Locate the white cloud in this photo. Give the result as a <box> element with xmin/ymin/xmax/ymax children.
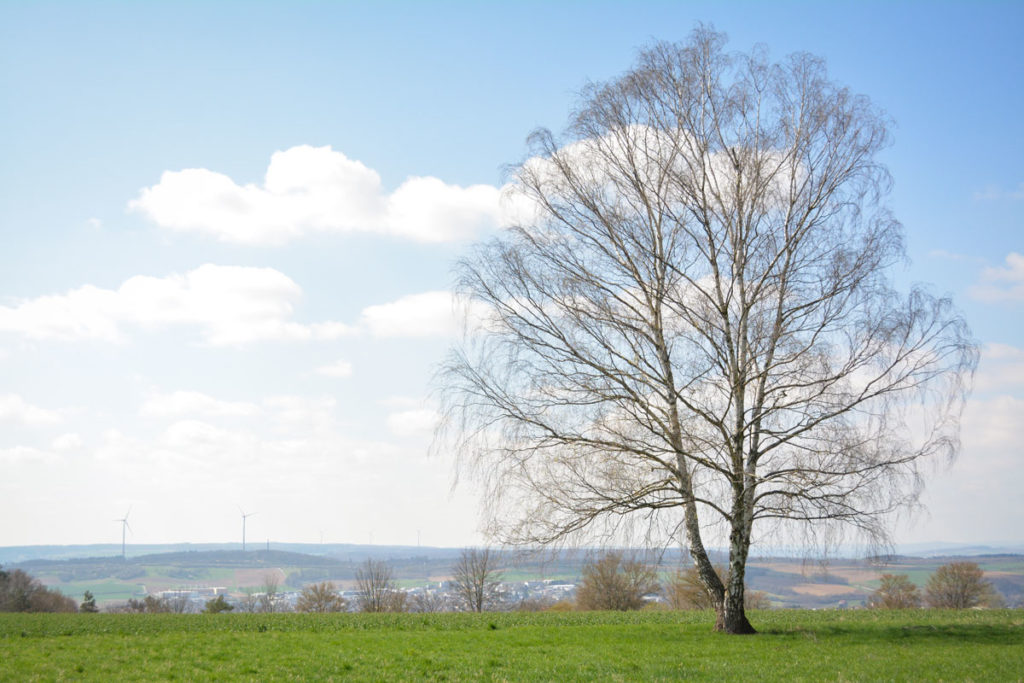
<box><xmin>973</xmin><ymin>182</ymin><xmax>1024</xmax><ymax>201</ymax></box>
<box><xmin>140</xmin><ymin>391</ymin><xmax>260</xmax><ymax>418</ymax></box>
<box><xmin>973</xmin><ymin>343</ymin><xmax>1024</xmax><ymax>394</ymax></box>
<box><xmin>360</xmin><ymin>291</ymin><xmax>457</xmax><ymax>337</ymax></box>
<box><xmin>91</xmin><ymin>410</ymin><xmax>405</xmax><ymax>479</ymax></box>
<box><xmin>960</xmin><ymin>394</ymin><xmax>1022</xmax><ymax>460</ymax></box>
<box><xmin>927</xmin><ymin>249</ymin><xmax>985</xmax><ymax>265</ymax></box>
<box><xmin>160</xmin><ymin>419</ymin><xmax>256</xmax><ymax>463</ymax></box>
<box><xmin>136</xmin><ymin>390</ymin><xmax>339</xmax><ymax>438</ymax></box>
<box><xmin>0</xmin><ymin>445</ymin><xmax>56</xmax><ymax>465</ymax></box>
<box><xmin>316</xmin><ymin>359</ymin><xmax>353</xmax><ymax>378</ymax></box>
<box><xmin>982</xmin><ymin>342</ymin><xmax>1024</xmax><ymax>361</ymax></box>
<box><xmin>359</xmin><ymin>290</ymin><xmax>493</xmax><ymax>338</ymax></box>
<box><xmin>970</xmin><ymin>252</ymin><xmax>1024</xmax><ymax>302</ymax></box>
<box><xmin>0</xmin><ymin>271</ymin><xmax>492</xmax><ymax>346</ymax></box>
<box><xmin>262</xmin><ymin>395</ymin><xmax>338</xmax><ymax>435</ymax></box>
<box><xmin>378</xmin><ymin>395</ymin><xmax>424</xmax><ymax>410</ymax></box>
<box><xmin>129</xmin><ymin>145</ymin><xmax>509</xmax><ymax>246</ymax></box>
<box><xmin>0</xmin><ymin>394</ymin><xmax>61</xmax><ymax>425</ymax></box>
<box><xmin>0</xmin><ymin>264</ymin><xmax>353</xmax><ymax>345</ymax></box>
<box><xmin>51</xmin><ymin>433</ymin><xmax>84</xmax><ymax>451</ymax></box>
<box><xmin>387</xmin><ymin>408</ymin><xmax>440</xmax><ymax>438</ymax></box>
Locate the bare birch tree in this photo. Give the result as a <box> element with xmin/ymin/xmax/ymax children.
<box><xmin>437</xmin><ymin>27</ymin><xmax>976</xmax><ymax>634</ymax></box>
<box><xmin>355</xmin><ymin>559</ymin><xmax>406</xmax><ymax>613</ymax></box>
<box><xmin>452</xmin><ymin>547</ymin><xmax>503</xmax><ymax>612</ymax></box>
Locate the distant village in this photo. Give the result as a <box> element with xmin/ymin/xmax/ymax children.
<box><xmin>153</xmin><ymin>578</ymin><xmax>581</xmax><ymax>614</ymax></box>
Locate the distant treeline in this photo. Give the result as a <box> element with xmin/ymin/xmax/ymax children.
<box><xmin>0</xmin><ymin>566</ymin><xmax>77</xmax><ymax>613</ymax></box>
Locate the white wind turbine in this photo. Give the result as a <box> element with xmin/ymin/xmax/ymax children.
<box><xmin>240</xmin><ymin>508</ymin><xmax>256</xmax><ymax>552</ymax></box>
<box><xmin>114</xmin><ymin>508</ymin><xmax>131</xmax><ymax>560</ymax></box>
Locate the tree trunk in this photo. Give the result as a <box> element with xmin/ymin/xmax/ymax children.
<box><xmin>713</xmin><ymin>564</ymin><xmax>757</xmax><ymax>634</ymax></box>
<box><xmin>714</xmin><ymin>596</ymin><xmax>757</xmax><ymax>634</ymax></box>
<box><xmin>713</xmin><ymin>505</ymin><xmax>757</xmax><ymax>634</ymax></box>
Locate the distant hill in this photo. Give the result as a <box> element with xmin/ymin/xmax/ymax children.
<box><xmin>13</xmin><ymin>548</ymin><xmax>345</xmax><ymax>570</ymax></box>
<box><xmin>0</xmin><ymin>542</ymin><xmax>465</xmax><ymax>565</ymax></box>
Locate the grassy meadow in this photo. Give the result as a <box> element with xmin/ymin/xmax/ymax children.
<box><xmin>2</xmin><ymin>609</ymin><xmax>1022</xmax><ymax>681</ymax></box>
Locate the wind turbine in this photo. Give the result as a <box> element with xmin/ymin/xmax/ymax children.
<box><xmin>114</xmin><ymin>508</ymin><xmax>131</xmax><ymax>560</ymax></box>
<box><xmin>239</xmin><ymin>508</ymin><xmax>256</xmax><ymax>552</ymax></box>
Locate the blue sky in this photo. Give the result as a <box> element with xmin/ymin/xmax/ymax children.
<box><xmin>1</xmin><ymin>1</ymin><xmax>1021</xmax><ymax>550</ymax></box>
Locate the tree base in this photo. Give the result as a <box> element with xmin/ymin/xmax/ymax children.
<box><xmin>714</xmin><ymin>611</ymin><xmax>757</xmax><ymax>635</ymax></box>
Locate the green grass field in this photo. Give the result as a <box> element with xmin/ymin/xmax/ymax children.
<box><xmin>2</xmin><ymin>610</ymin><xmax>1022</xmax><ymax>681</ymax></box>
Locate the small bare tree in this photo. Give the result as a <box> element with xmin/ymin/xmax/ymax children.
<box><xmin>156</xmin><ymin>592</ymin><xmax>193</xmax><ymax>614</ymax></box>
<box><xmin>925</xmin><ymin>562</ymin><xmax>1000</xmax><ymax>608</ymax></box>
<box><xmin>867</xmin><ymin>574</ymin><xmax>922</xmax><ymax>609</ymax></box>
<box><xmin>665</xmin><ymin>565</ymin><xmax>768</xmax><ymax>610</ymax></box>
<box><xmin>237</xmin><ymin>588</ymin><xmax>259</xmax><ymax>613</ymax></box>
<box><xmin>257</xmin><ymin>573</ymin><xmax>282</xmax><ymax>613</ymax></box>
<box><xmin>295</xmin><ymin>581</ymin><xmax>347</xmax><ymax>613</ymax></box>
<box><xmin>576</xmin><ymin>552</ymin><xmax>658</xmax><ymax>611</ymax></box>
<box><xmin>409</xmin><ymin>589</ymin><xmax>449</xmax><ymax>613</ymax></box>
<box><xmin>355</xmin><ymin>559</ymin><xmax>406</xmax><ymax>613</ymax></box>
<box><xmin>438</xmin><ymin>26</ymin><xmax>976</xmax><ymax>634</ymax></box>
<box><xmin>514</xmin><ymin>596</ymin><xmax>557</xmax><ymax>612</ymax></box>
<box><xmin>452</xmin><ymin>548</ymin><xmax>503</xmax><ymax>612</ymax></box>
<box><xmin>665</xmin><ymin>566</ymin><xmax>716</xmax><ymax>610</ymax></box>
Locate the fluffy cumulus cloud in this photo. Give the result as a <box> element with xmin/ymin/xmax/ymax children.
<box><xmin>97</xmin><ymin>393</ymin><xmax>342</xmax><ymax>470</ymax></box>
<box><xmin>263</xmin><ymin>395</ymin><xmax>338</xmax><ymax>434</ymax></box>
<box><xmin>961</xmin><ymin>394</ymin><xmax>1022</xmax><ymax>454</ymax></box>
<box><xmin>51</xmin><ymin>433</ymin><xmax>84</xmax><ymax>451</ymax></box>
<box><xmin>0</xmin><ymin>394</ymin><xmax>61</xmax><ymax>425</ymax></box>
<box><xmin>359</xmin><ymin>290</ymin><xmax>493</xmax><ymax>338</ymax></box>
<box><xmin>0</xmin><ymin>264</ymin><xmax>353</xmax><ymax>345</ymax></box>
<box><xmin>129</xmin><ymin>145</ymin><xmax>510</xmax><ymax>245</ymax></box>
<box><xmin>386</xmin><ymin>408</ymin><xmax>440</xmax><ymax>438</ymax></box>
<box><xmin>973</xmin><ymin>343</ymin><xmax>1024</xmax><ymax>394</ymax></box>
<box><xmin>316</xmin><ymin>359</ymin><xmax>353</xmax><ymax>378</ymax></box>
<box><xmin>970</xmin><ymin>252</ymin><xmax>1024</xmax><ymax>302</ymax></box>
<box><xmin>359</xmin><ymin>291</ymin><xmax>459</xmax><ymax>337</ymax></box>
<box><xmin>136</xmin><ymin>390</ymin><xmax>340</xmax><ymax>435</ymax></box>
<box><xmin>0</xmin><ymin>266</ymin><xmax>494</xmax><ymax>346</ymax></box>
<box><xmin>140</xmin><ymin>390</ymin><xmax>260</xmax><ymax>418</ymax></box>
<box><xmin>0</xmin><ymin>445</ymin><xmax>56</xmax><ymax>465</ymax></box>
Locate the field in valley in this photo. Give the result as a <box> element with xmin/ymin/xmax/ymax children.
<box><xmin>2</xmin><ymin>610</ymin><xmax>1023</xmax><ymax>681</ymax></box>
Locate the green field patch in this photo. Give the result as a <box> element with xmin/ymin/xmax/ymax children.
<box><xmin>2</xmin><ymin>610</ymin><xmax>1022</xmax><ymax>681</ymax></box>
<box><xmin>36</xmin><ymin>578</ymin><xmax>142</xmax><ymax>604</ymax></box>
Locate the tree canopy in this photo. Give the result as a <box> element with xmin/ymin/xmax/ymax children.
<box><xmin>438</xmin><ymin>27</ymin><xmax>976</xmax><ymax>633</ymax></box>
